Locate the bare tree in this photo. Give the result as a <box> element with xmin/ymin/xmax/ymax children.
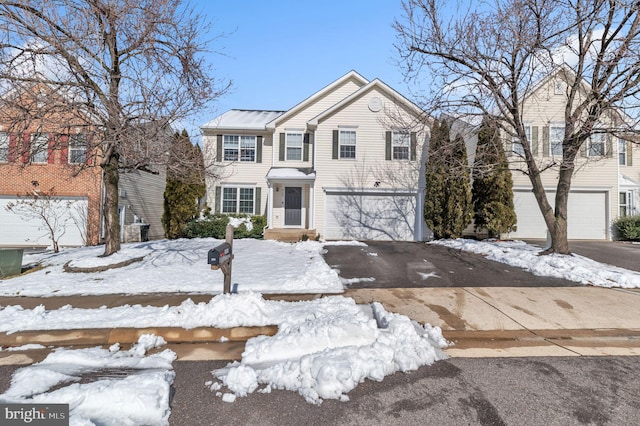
<box><xmin>395</xmin><ymin>0</ymin><xmax>640</xmax><ymax>254</ymax></box>
<box><xmin>0</xmin><ymin>0</ymin><xmax>228</xmax><ymax>256</ymax></box>
<box><xmin>5</xmin><ymin>187</ymin><xmax>82</xmax><ymax>252</ymax></box>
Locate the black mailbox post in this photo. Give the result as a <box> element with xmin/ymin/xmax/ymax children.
<box><xmin>208</xmin><ymin>224</ymin><xmax>234</xmax><ymax>294</ymax></box>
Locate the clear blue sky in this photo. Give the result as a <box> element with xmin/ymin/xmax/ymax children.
<box><xmin>188</xmin><ymin>0</ymin><xmax>410</xmax><ymax>132</ymax></box>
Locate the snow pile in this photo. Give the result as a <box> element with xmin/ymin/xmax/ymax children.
<box><xmin>0</xmin><ymin>238</ymin><xmax>343</xmax><ymax>296</ymax></box>
<box><xmin>228</xmin><ymin>216</ymin><xmax>253</xmax><ymax>231</ymax></box>
<box><xmin>0</xmin><ymin>335</ymin><xmax>175</xmax><ymax>426</ymax></box>
<box><xmin>432</xmin><ymin>239</ymin><xmax>640</xmax><ymax>288</ymax></box>
<box><xmin>209</xmin><ymin>300</ymin><xmax>448</xmax><ymax>404</ymax></box>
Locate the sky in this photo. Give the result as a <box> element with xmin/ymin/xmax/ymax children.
<box><xmin>1</xmin><ymin>237</ymin><xmax>640</xmax><ymax>422</ymax></box>
<box><xmin>186</xmin><ymin>1</ymin><xmax>411</xmax><ymax>134</ymax></box>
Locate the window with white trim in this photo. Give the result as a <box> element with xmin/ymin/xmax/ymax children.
<box><xmin>339</xmin><ymin>129</ymin><xmax>356</xmax><ymax>159</ymax></box>
<box><xmin>619</xmin><ymin>191</ymin><xmax>631</xmax><ymax>217</ymax></box>
<box><xmin>512</xmin><ymin>124</ymin><xmax>531</xmax><ymax>156</ymax></box>
<box><xmin>69</xmin><ymin>134</ymin><xmax>87</xmax><ymax>164</ymax></box>
<box><xmin>0</xmin><ymin>132</ymin><xmax>8</xmax><ymax>162</ymax></box>
<box><xmin>588</xmin><ymin>132</ymin><xmax>605</xmax><ymax>157</ymax></box>
<box><xmin>223</xmin><ymin>135</ymin><xmax>256</xmax><ymax>162</ymax></box>
<box><xmin>31</xmin><ymin>133</ymin><xmax>48</xmax><ymax>163</ymax></box>
<box><xmin>550</xmin><ymin>125</ymin><xmax>564</xmax><ymax>156</ymax></box>
<box><xmin>619</xmin><ymin>138</ymin><xmax>627</xmax><ymax>165</ymax></box>
<box><xmin>286</xmin><ymin>132</ymin><xmax>303</xmax><ymax>161</ymax></box>
<box><xmin>392</xmin><ymin>131</ymin><xmax>410</xmax><ymax>160</ymax></box>
<box><xmin>222</xmin><ymin>187</ymin><xmax>254</xmax><ymax>214</ymax></box>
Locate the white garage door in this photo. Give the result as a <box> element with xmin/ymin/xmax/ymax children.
<box><xmin>510</xmin><ymin>190</ymin><xmax>607</xmax><ymax>240</ymax></box>
<box><xmin>0</xmin><ymin>196</ymin><xmax>88</xmax><ymax>247</ymax></box>
<box><xmin>324</xmin><ymin>191</ymin><xmax>417</xmax><ymax>241</ymax></box>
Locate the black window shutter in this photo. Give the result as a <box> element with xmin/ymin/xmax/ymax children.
<box><xmin>410</xmin><ymin>132</ymin><xmax>417</xmax><ymax>161</ymax></box>
<box><xmin>385</xmin><ymin>131</ymin><xmax>391</xmax><ymax>160</ymax></box>
<box><xmin>332</xmin><ymin>130</ymin><xmax>339</xmax><ymax>159</ymax></box>
<box><xmin>279</xmin><ymin>133</ymin><xmax>285</xmax><ymax>161</ymax></box>
<box><xmin>256</xmin><ymin>136</ymin><xmax>263</xmax><ymax>163</ymax></box>
<box><xmin>215</xmin><ymin>186</ymin><xmax>221</xmax><ymax>213</ymax></box>
<box><xmin>254</xmin><ymin>187</ymin><xmax>261</xmax><ymax>215</ymax></box>
<box><xmin>303</xmin><ymin>133</ymin><xmax>310</xmax><ymax>162</ymax></box>
<box><xmin>216</xmin><ymin>135</ymin><xmax>222</xmax><ymax>162</ymax></box>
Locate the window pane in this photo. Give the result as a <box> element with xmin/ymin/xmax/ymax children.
<box><xmin>618</xmin><ymin>139</ymin><xmax>626</xmax><ymax>165</ymax></box>
<box><xmin>223</xmin><ymin>135</ymin><xmax>239</xmax><ymax>161</ymax></box>
<box><xmin>222</xmin><ymin>187</ymin><xmax>237</xmax><ymax>213</ymax></box>
<box><xmin>286</xmin><ymin>133</ymin><xmax>302</xmax><ymax>161</ymax></box>
<box><xmin>238</xmin><ymin>188</ymin><xmax>254</xmax><ymax>214</ymax></box>
<box><xmin>550</xmin><ymin>126</ymin><xmax>563</xmax><ymax>156</ymax></box>
<box><xmin>339</xmin><ymin>130</ymin><xmax>356</xmax><ymax>159</ymax></box>
<box><xmin>0</xmin><ymin>132</ymin><xmax>8</xmax><ymax>162</ymax></box>
<box><xmin>31</xmin><ymin>133</ymin><xmax>48</xmax><ymax>163</ymax></box>
<box><xmin>240</xmin><ymin>136</ymin><xmax>255</xmax><ymax>162</ymax></box>
<box><xmin>588</xmin><ymin>133</ymin><xmax>605</xmax><ymax>157</ymax></box>
<box><xmin>69</xmin><ymin>134</ymin><xmax>87</xmax><ymax>164</ymax></box>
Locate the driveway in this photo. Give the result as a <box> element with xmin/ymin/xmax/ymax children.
<box><xmin>323</xmin><ymin>241</ymin><xmax>579</xmax><ymax>288</ymax></box>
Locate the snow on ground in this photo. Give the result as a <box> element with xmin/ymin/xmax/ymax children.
<box><xmin>0</xmin><ymin>239</ymin><xmax>343</xmax><ymax>296</ymax></box>
<box><xmin>0</xmin><ymin>335</ymin><xmax>175</xmax><ymax>426</ymax></box>
<box><xmin>432</xmin><ymin>239</ymin><xmax>640</xmax><ymax>288</ymax></box>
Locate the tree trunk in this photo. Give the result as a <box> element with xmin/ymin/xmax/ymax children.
<box><xmin>548</xmin><ymin>164</ymin><xmax>574</xmax><ymax>254</ymax></box>
<box><xmin>102</xmin><ymin>153</ymin><xmax>121</xmax><ymax>256</ymax></box>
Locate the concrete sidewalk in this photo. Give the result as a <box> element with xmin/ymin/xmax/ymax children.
<box><xmin>1</xmin><ymin>286</ymin><xmax>639</xmax><ymax>365</ymax></box>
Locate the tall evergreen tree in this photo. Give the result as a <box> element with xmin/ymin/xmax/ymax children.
<box><xmin>424</xmin><ymin>119</ymin><xmax>473</xmax><ymax>239</ymax></box>
<box><xmin>472</xmin><ymin>117</ymin><xmax>517</xmax><ymax>238</ymax></box>
<box><xmin>162</xmin><ymin>130</ymin><xmax>205</xmax><ymax>239</ymax></box>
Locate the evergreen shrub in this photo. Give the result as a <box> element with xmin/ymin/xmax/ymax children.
<box><xmin>613</xmin><ymin>215</ymin><xmax>640</xmax><ymax>241</ymax></box>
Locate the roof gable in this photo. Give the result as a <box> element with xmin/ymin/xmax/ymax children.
<box><xmin>265</xmin><ymin>70</ymin><xmax>369</xmax><ymax>130</ymax></box>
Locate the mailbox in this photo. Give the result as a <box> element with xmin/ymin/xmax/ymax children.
<box><xmin>208</xmin><ymin>242</ymin><xmax>232</xmax><ymax>267</ymax></box>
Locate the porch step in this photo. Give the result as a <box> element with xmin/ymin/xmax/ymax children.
<box><xmin>264</xmin><ymin>228</ymin><xmax>317</xmax><ymax>242</ymax></box>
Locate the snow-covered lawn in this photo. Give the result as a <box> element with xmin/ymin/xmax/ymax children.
<box><xmin>431</xmin><ymin>239</ymin><xmax>640</xmax><ymax>288</ymax></box>
<box><xmin>0</xmin><ymin>238</ymin><xmax>447</xmax><ymax>424</ymax></box>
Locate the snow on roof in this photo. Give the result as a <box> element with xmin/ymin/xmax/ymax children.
<box><xmin>266</xmin><ymin>167</ymin><xmax>316</xmax><ymax>180</ymax></box>
<box><xmin>201</xmin><ymin>109</ymin><xmax>285</xmax><ymax>130</ymax></box>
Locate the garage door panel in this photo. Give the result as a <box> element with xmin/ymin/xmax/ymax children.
<box><xmin>325</xmin><ymin>193</ymin><xmax>416</xmax><ymax>241</ymax></box>
<box><xmin>0</xmin><ymin>197</ymin><xmax>88</xmax><ymax>247</ymax></box>
<box><xmin>510</xmin><ymin>190</ymin><xmax>607</xmax><ymax>240</ymax></box>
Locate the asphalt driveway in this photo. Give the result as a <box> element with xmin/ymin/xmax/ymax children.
<box><xmin>323</xmin><ymin>241</ymin><xmax>580</xmax><ymax>288</ymax></box>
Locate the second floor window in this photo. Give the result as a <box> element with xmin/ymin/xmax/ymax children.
<box><xmin>339</xmin><ymin>129</ymin><xmax>356</xmax><ymax>159</ymax></box>
<box><xmin>224</xmin><ymin>135</ymin><xmax>256</xmax><ymax>162</ymax></box>
<box><xmin>618</xmin><ymin>138</ymin><xmax>627</xmax><ymax>165</ymax></box>
<box><xmin>69</xmin><ymin>134</ymin><xmax>87</xmax><ymax>164</ymax></box>
<box><xmin>286</xmin><ymin>132</ymin><xmax>303</xmax><ymax>161</ymax></box>
<box><xmin>0</xmin><ymin>132</ymin><xmax>8</xmax><ymax>162</ymax></box>
<box><xmin>588</xmin><ymin>132</ymin><xmax>605</xmax><ymax>157</ymax></box>
<box><xmin>31</xmin><ymin>133</ymin><xmax>48</xmax><ymax>163</ymax></box>
<box><xmin>392</xmin><ymin>131</ymin><xmax>410</xmax><ymax>160</ymax></box>
<box><xmin>550</xmin><ymin>125</ymin><xmax>564</xmax><ymax>156</ymax></box>
<box><xmin>512</xmin><ymin>124</ymin><xmax>531</xmax><ymax>156</ymax></box>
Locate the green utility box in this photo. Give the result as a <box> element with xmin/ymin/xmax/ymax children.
<box><xmin>0</xmin><ymin>248</ymin><xmax>24</xmax><ymax>278</ymax></box>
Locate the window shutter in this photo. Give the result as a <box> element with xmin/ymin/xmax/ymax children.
<box><xmin>505</xmin><ymin>130</ymin><xmax>513</xmax><ymax>157</ymax></box>
<box><xmin>531</xmin><ymin>126</ymin><xmax>539</xmax><ymax>155</ymax></box>
<box><xmin>22</xmin><ymin>133</ymin><xmax>30</xmax><ymax>164</ymax></box>
<box><xmin>303</xmin><ymin>133</ymin><xmax>310</xmax><ymax>162</ymax></box>
<box><xmin>85</xmin><ymin>134</ymin><xmax>93</xmax><ymax>165</ymax></box>
<box><xmin>215</xmin><ymin>186</ymin><xmax>221</xmax><ymax>213</ymax></box>
<box><xmin>580</xmin><ymin>139</ymin><xmax>587</xmax><ymax>157</ymax></box>
<box><xmin>627</xmin><ymin>141</ymin><xmax>633</xmax><ymax>166</ymax></box>
<box><xmin>216</xmin><ymin>135</ymin><xmax>222</xmax><ymax>162</ymax></box>
<box><xmin>256</xmin><ymin>136</ymin><xmax>263</xmax><ymax>163</ymax></box>
<box><xmin>410</xmin><ymin>132</ymin><xmax>417</xmax><ymax>161</ymax></box>
<box><xmin>47</xmin><ymin>134</ymin><xmax>56</xmax><ymax>164</ymax></box>
<box><xmin>606</xmin><ymin>134</ymin><xmax>613</xmax><ymax>158</ymax></box>
<box><xmin>254</xmin><ymin>187</ymin><xmax>261</xmax><ymax>215</ymax></box>
<box><xmin>385</xmin><ymin>131</ymin><xmax>392</xmax><ymax>160</ymax></box>
<box><xmin>60</xmin><ymin>135</ymin><xmax>69</xmax><ymax>164</ymax></box>
<box><xmin>279</xmin><ymin>133</ymin><xmax>285</xmax><ymax>161</ymax></box>
<box><xmin>542</xmin><ymin>126</ymin><xmax>550</xmax><ymax>157</ymax></box>
<box><xmin>8</xmin><ymin>134</ymin><xmax>17</xmax><ymax>162</ymax></box>
<box><xmin>332</xmin><ymin>130</ymin><xmax>339</xmax><ymax>159</ymax></box>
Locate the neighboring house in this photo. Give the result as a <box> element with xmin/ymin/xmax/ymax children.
<box><xmin>118</xmin><ymin>166</ymin><xmax>167</xmax><ymax>242</ymax></box>
<box><xmin>202</xmin><ymin>71</ymin><xmax>431</xmax><ymax>241</ymax></box>
<box><xmin>506</xmin><ymin>65</ymin><xmax>640</xmax><ymax>240</ymax></box>
<box><xmin>0</xmin><ymin>84</ymin><xmax>102</xmax><ymax>248</ymax></box>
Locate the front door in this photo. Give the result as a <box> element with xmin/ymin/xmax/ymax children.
<box><xmin>284</xmin><ymin>187</ymin><xmax>302</xmax><ymax>226</ymax></box>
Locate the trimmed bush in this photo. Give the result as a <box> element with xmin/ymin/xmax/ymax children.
<box><xmin>182</xmin><ymin>214</ymin><xmax>267</xmax><ymax>239</ymax></box>
<box><xmin>613</xmin><ymin>215</ymin><xmax>640</xmax><ymax>241</ymax></box>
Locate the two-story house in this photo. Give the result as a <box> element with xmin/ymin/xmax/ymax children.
<box><xmin>202</xmin><ymin>71</ymin><xmax>431</xmax><ymax>241</ymax></box>
<box><xmin>507</xmin><ymin>65</ymin><xmax>640</xmax><ymax>240</ymax></box>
